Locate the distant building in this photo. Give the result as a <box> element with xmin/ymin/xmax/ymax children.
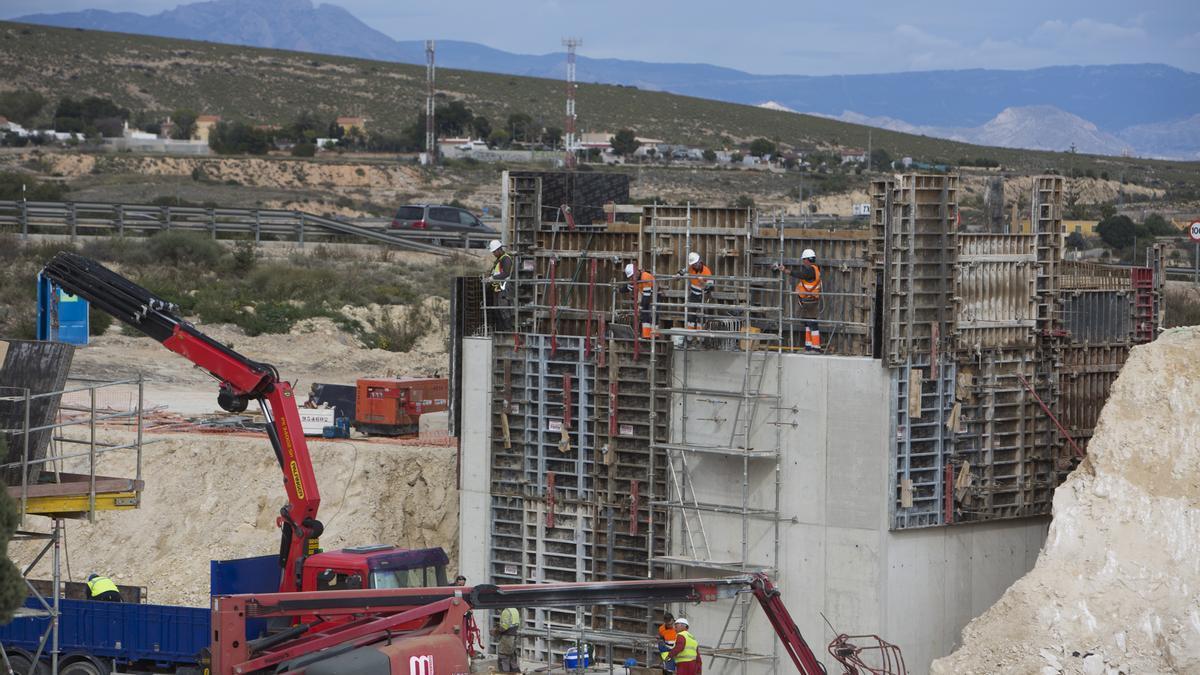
<box><xmin>122</xmin><ymin>121</ymin><xmax>157</xmax><ymax>140</ymax></box>
<box><xmin>578</xmin><ymin>132</ymin><xmax>613</xmax><ymax>151</ymax></box>
<box><xmin>193</xmin><ymin>115</ymin><xmax>221</xmax><ymax>143</ymax></box>
<box><xmin>852</xmin><ymin>203</ymin><xmax>872</xmax><ymax>217</ymax></box>
<box><xmin>337</xmin><ymin>116</ymin><xmax>367</xmax><ymax>136</ymax></box>
<box><xmin>840</xmin><ymin>148</ymin><xmax>867</xmax><ymax>164</ymax></box>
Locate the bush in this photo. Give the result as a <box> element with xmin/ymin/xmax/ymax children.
<box><xmin>88</xmin><ymin>306</ymin><xmax>113</xmax><ymax>336</ymax></box>
<box><xmin>1166</xmin><ymin>292</ymin><xmax>1200</xmax><ymax>329</ymax></box>
<box><xmin>231</xmin><ymin>241</ymin><xmax>256</xmax><ymax>274</ymax></box>
<box><xmin>362</xmin><ymin>308</ymin><xmax>430</xmax><ymax>352</ymax></box>
<box><xmin>291</xmin><ymin>142</ymin><xmax>316</xmax><ymax>157</ymax></box>
<box><xmin>147</xmin><ymin>230</ymin><xmax>224</xmax><ymax>267</ymax></box>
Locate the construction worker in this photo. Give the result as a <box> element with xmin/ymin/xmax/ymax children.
<box><xmin>488</xmin><ymin>239</ymin><xmax>513</xmax><ymax>331</ymax></box>
<box><xmin>624</xmin><ymin>263</ymin><xmax>656</xmax><ymax>338</ymax></box>
<box><xmin>86</xmin><ymin>573</ymin><xmax>122</xmax><ymax>602</ymax></box>
<box><xmin>678</xmin><ymin>252</ymin><xmax>713</xmax><ymax>329</ymax></box>
<box><xmin>454</xmin><ymin>574</ymin><xmax>467</xmax><ymax>586</ymax></box>
<box><xmin>657</xmin><ymin>612</ymin><xmax>678</xmax><ymax>672</ymax></box>
<box><xmin>497</xmin><ymin>606</ymin><xmax>521</xmax><ymax>673</ymax></box>
<box><xmin>667</xmin><ymin>616</ymin><xmax>701</xmax><ymax>675</ymax></box>
<box><xmin>777</xmin><ymin>249</ymin><xmax>822</xmax><ymax>353</ymax></box>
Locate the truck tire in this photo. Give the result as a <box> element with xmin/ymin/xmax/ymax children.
<box><xmin>6</xmin><ymin>651</ymin><xmax>48</xmax><ymax>675</ymax></box>
<box><xmin>59</xmin><ymin>656</ymin><xmax>110</xmax><ymax>675</ymax></box>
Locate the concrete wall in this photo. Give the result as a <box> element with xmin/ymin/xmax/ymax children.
<box><xmin>669</xmin><ymin>350</ymin><xmax>1048</xmax><ymax>675</ymax></box>
<box><xmin>459</xmin><ymin>337</ymin><xmax>494</xmax><ymax>645</ymax></box>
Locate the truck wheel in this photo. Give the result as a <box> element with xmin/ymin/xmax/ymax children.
<box><xmin>6</xmin><ymin>652</ymin><xmax>47</xmax><ymax>675</ymax></box>
<box><xmin>59</xmin><ymin>657</ymin><xmax>109</xmax><ymax>675</ymax></box>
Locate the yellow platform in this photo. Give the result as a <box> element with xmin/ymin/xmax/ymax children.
<box><xmin>9</xmin><ymin>473</ymin><xmax>143</xmax><ymax>519</ymax></box>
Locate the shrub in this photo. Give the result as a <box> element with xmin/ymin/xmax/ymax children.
<box><xmin>362</xmin><ymin>306</ymin><xmax>431</xmax><ymax>352</ymax></box>
<box><xmin>147</xmin><ymin>230</ymin><xmax>224</xmax><ymax>267</ymax></box>
<box><xmin>1166</xmin><ymin>292</ymin><xmax>1200</xmax><ymax>329</ymax></box>
<box><xmin>88</xmin><ymin>307</ymin><xmax>113</xmax><ymax>336</ymax></box>
<box><xmin>292</xmin><ymin>142</ymin><xmax>316</xmax><ymax>158</ymax></box>
<box><xmin>231</xmin><ymin>241</ymin><xmax>256</xmax><ymax>274</ymax></box>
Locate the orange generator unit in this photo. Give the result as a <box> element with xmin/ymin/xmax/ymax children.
<box><xmin>353</xmin><ymin>377</ymin><xmax>449</xmax><ymax>437</ymax></box>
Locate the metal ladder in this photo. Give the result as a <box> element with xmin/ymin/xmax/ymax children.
<box><xmin>665</xmin><ymin>449</ymin><xmax>711</xmax><ymax>562</ymax></box>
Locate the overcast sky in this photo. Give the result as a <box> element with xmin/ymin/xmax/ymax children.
<box><xmin>4</xmin><ymin>0</ymin><xmax>1198</xmax><ymax>75</ymax></box>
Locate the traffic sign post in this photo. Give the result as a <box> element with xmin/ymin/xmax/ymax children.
<box><xmin>1190</xmin><ymin>221</ymin><xmax>1200</xmax><ymax>285</ymax></box>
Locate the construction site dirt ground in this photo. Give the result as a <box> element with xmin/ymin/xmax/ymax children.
<box><xmin>932</xmin><ymin>326</ymin><xmax>1200</xmax><ymax>674</ymax></box>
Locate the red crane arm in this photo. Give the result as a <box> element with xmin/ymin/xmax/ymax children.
<box><xmin>41</xmin><ymin>252</ymin><xmax>323</xmax><ymax>593</ymax></box>
<box><xmin>750</xmin><ymin>574</ymin><xmax>827</xmax><ymax>675</ymax></box>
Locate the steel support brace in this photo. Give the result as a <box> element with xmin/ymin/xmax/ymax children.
<box><xmin>562</xmin><ymin>372</ymin><xmax>572</xmax><ymax>430</ymax></box>
<box><xmin>549</xmin><ymin>259</ymin><xmax>559</xmax><ymax>356</ymax></box>
<box><xmin>546</xmin><ymin>471</ymin><xmax>556</xmax><ymax>528</ymax></box>
<box><xmin>629</xmin><ymin>479</ymin><xmax>639</xmax><ymax>535</ymax></box>
<box><xmin>608</xmin><ymin>381</ymin><xmax>618</xmax><ymax>438</ymax></box>
<box><xmin>597</xmin><ymin>317</ymin><xmax>607</xmax><ymax>368</ymax></box>
<box><xmin>586</xmin><ymin>259</ymin><xmax>596</xmax><ymax>358</ymax></box>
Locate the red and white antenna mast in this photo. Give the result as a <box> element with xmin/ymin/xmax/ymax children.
<box><xmin>425</xmin><ymin>39</ymin><xmax>436</xmax><ymax>165</ymax></box>
<box><xmin>562</xmin><ymin>37</ymin><xmax>581</xmax><ymax>168</ymax></box>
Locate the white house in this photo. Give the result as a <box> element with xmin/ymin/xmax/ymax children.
<box><xmin>840</xmin><ymin>148</ymin><xmax>867</xmax><ymax>164</ymax></box>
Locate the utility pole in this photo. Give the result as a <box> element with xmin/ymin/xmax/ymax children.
<box><xmin>425</xmin><ymin>39</ymin><xmax>437</xmax><ymax>165</ymax></box>
<box><xmin>867</xmin><ymin>129</ymin><xmax>872</xmax><ymax>172</ymax></box>
<box><xmin>562</xmin><ymin>37</ymin><xmax>582</xmax><ymax>169</ymax></box>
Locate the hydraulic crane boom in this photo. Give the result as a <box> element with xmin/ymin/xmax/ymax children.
<box><xmin>210</xmin><ymin>574</ymin><xmax>858</xmax><ymax>675</ymax></box>
<box><xmin>41</xmin><ymin>252</ymin><xmax>323</xmax><ymax>593</ymax></box>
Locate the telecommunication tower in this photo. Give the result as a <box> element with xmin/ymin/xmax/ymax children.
<box><xmin>562</xmin><ymin>38</ymin><xmax>582</xmax><ymax>168</ymax></box>
<box><xmin>425</xmin><ymin>40</ymin><xmax>436</xmax><ymax>165</ymax></box>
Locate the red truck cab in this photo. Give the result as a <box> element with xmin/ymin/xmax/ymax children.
<box><xmin>303</xmin><ymin>545</ymin><xmax>449</xmax><ymax>592</ymax></box>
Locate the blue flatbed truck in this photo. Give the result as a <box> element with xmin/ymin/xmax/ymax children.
<box><xmin>0</xmin><ymin>546</ymin><xmax>450</xmax><ymax>675</ymax></box>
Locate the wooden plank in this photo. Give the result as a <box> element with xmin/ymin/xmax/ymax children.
<box><xmin>6</xmin><ymin>473</ymin><xmax>144</xmax><ymax>499</ymax></box>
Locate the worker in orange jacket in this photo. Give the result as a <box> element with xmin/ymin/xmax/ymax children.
<box><xmin>777</xmin><ymin>249</ymin><xmax>822</xmax><ymax>352</ymax></box>
<box><xmin>624</xmin><ymin>263</ymin><xmax>656</xmax><ymax>338</ymax></box>
<box><xmin>657</xmin><ymin>612</ymin><xmax>678</xmax><ymax>672</ymax></box>
<box><xmin>678</xmin><ymin>252</ymin><xmax>713</xmax><ymax>329</ymax></box>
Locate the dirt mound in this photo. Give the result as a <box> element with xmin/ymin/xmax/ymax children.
<box><xmin>13</xmin><ymin>429</ymin><xmax>458</xmax><ymax>607</ymax></box>
<box><xmin>931</xmin><ymin>327</ymin><xmax>1200</xmax><ymax>674</ymax></box>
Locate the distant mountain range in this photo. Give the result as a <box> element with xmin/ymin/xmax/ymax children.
<box><xmin>14</xmin><ymin>0</ymin><xmax>1200</xmax><ymax>159</ymax></box>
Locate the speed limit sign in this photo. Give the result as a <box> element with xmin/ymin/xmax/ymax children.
<box><xmin>1191</xmin><ymin>221</ymin><xmax>1200</xmax><ymax>242</ymax></box>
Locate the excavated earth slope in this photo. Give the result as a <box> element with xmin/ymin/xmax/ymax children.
<box><xmin>932</xmin><ymin>326</ymin><xmax>1200</xmax><ymax>674</ymax></box>
<box><xmin>13</xmin><ymin>429</ymin><xmax>458</xmax><ymax>607</ymax></box>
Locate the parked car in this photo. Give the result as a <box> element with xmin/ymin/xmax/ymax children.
<box><xmin>389</xmin><ymin>205</ymin><xmax>498</xmax><ymax>246</ymax></box>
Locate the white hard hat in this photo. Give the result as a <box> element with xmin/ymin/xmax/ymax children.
<box><xmin>625</xmin><ymin>263</ymin><xmax>635</xmax><ymax>278</ymax></box>
<box><xmin>687</xmin><ymin>252</ymin><xmax>700</xmax><ymax>266</ymax></box>
<box><xmin>801</xmin><ymin>248</ymin><xmax>816</xmax><ymax>260</ymax></box>
<box><xmin>489</xmin><ymin>239</ymin><xmax>503</xmax><ymax>253</ymax></box>
<box><xmin>674</xmin><ymin>617</ymin><xmax>689</xmax><ymax>627</ymax></box>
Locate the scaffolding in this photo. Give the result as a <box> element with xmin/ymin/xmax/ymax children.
<box><xmin>0</xmin><ymin>374</ymin><xmax>145</xmax><ymax>675</ymax></box>
<box><xmin>645</xmin><ymin>206</ymin><xmax>786</xmax><ymax>673</ymax></box>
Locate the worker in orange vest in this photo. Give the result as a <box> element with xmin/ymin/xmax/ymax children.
<box><xmin>624</xmin><ymin>263</ymin><xmax>656</xmax><ymax>338</ymax></box>
<box><xmin>777</xmin><ymin>249</ymin><xmax>822</xmax><ymax>352</ymax></box>
<box><xmin>678</xmin><ymin>252</ymin><xmax>713</xmax><ymax>329</ymax></box>
<box><xmin>657</xmin><ymin>612</ymin><xmax>678</xmax><ymax>672</ymax></box>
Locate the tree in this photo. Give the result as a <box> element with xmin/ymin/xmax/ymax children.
<box><xmin>541</xmin><ymin>126</ymin><xmax>563</xmax><ymax>148</ymax></box>
<box><xmin>291</xmin><ymin>142</ymin><xmax>316</xmax><ymax>157</ymax></box>
<box><xmin>730</xmin><ymin>152</ymin><xmax>744</xmax><ymax>164</ymax></box>
<box><xmin>748</xmin><ymin>137</ymin><xmax>776</xmax><ymax>158</ymax></box>
<box><xmin>610</xmin><ymin>129</ymin><xmax>639</xmax><ymax>156</ymax></box>
<box><xmin>0</xmin><ymin>439</ymin><xmax>24</xmax><ymax>624</ymax></box>
<box><xmin>1065</xmin><ymin>231</ymin><xmax>1087</xmax><ymax>250</ymax></box>
<box><xmin>1099</xmin><ymin>203</ymin><xmax>1117</xmax><ymax>221</ymax></box>
<box><xmin>506</xmin><ymin>113</ymin><xmax>534</xmax><ymax>144</ymax></box>
<box><xmin>171</xmin><ymin>109</ymin><xmax>198</xmax><ymax>140</ymax></box>
<box><xmin>471</xmin><ymin>116</ymin><xmax>492</xmax><ymax>140</ymax></box>
<box><xmin>701</xmin><ymin>149</ymin><xmax>717</xmax><ymax>162</ymax></box>
<box><xmin>1096</xmin><ymin>214</ymin><xmax>1137</xmax><ymax>249</ymax></box>
<box><xmin>1141</xmin><ymin>213</ymin><xmax>1177</xmax><ymax>237</ymax></box>
<box><xmin>487</xmin><ymin>129</ymin><xmax>511</xmax><ymax>148</ymax></box>
<box><xmin>287</xmin><ymin>111</ymin><xmax>324</xmax><ymax>141</ymax></box>
<box><xmin>437</xmin><ymin>100</ymin><xmax>474</xmax><ymax>137</ymax></box>
<box><xmin>731</xmin><ymin>195</ymin><xmax>756</xmax><ymax>209</ymax></box>
<box><xmin>0</xmin><ymin>91</ymin><xmax>47</xmax><ymax>126</ymax></box>
<box><xmin>869</xmin><ymin>148</ymin><xmax>892</xmax><ymax>170</ymax></box>
<box><xmin>208</xmin><ymin>121</ymin><xmax>273</xmax><ymax>155</ymax></box>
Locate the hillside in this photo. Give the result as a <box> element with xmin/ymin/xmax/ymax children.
<box><xmin>2</xmin><ymin>21</ymin><xmax>1198</xmax><ymax>187</ymax></box>
<box><xmin>14</xmin><ymin>0</ymin><xmax>1200</xmax><ymax>134</ymax></box>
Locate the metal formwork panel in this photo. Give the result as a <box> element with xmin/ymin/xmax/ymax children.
<box><xmin>882</xmin><ymin>174</ymin><xmax>959</xmax><ymax>366</ymax></box>
<box><xmin>1032</xmin><ymin>176</ymin><xmax>1064</xmax><ymax>334</ymax></box>
<box><xmin>755</xmin><ymin>231</ymin><xmax>877</xmax><ymax>356</ymax></box>
<box><xmin>952</xmin><ymin>348</ymin><xmax>1060</xmax><ymax>523</ymax></box>
<box><xmin>488</xmin><ymin>333</ymin><xmax>667</xmax><ymax>664</ymax></box>
<box><xmin>954</xmin><ymin>234</ymin><xmax>1037</xmax><ymax>351</ymax></box>
<box><xmin>1058</xmin><ymin>345</ymin><xmax>1127</xmax><ymax>449</ymax></box>
<box><xmin>1060</xmin><ymin>291</ymin><xmax>1133</xmax><ymax>345</ymax></box>
<box><xmin>890</xmin><ymin>353</ymin><xmax>957</xmax><ymax>529</ymax></box>
<box><xmin>1060</xmin><ymin>261</ymin><xmax>1131</xmax><ymax>291</ymax></box>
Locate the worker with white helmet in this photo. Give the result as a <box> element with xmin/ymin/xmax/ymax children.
<box><xmin>776</xmin><ymin>248</ymin><xmax>822</xmax><ymax>353</ymax></box>
<box><xmin>677</xmin><ymin>252</ymin><xmax>714</xmax><ymax>330</ymax></box>
<box><xmin>487</xmin><ymin>239</ymin><xmax>513</xmax><ymax>331</ymax></box>
<box><xmin>666</xmin><ymin>616</ymin><xmax>701</xmax><ymax>675</ymax></box>
<box><xmin>623</xmin><ymin>262</ymin><xmax>657</xmax><ymax>338</ymax></box>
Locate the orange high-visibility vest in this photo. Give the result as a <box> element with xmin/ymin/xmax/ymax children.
<box><xmin>636</xmin><ymin>271</ymin><xmax>655</xmax><ymax>297</ymax></box>
<box><xmin>794</xmin><ymin>263</ymin><xmax>821</xmax><ymax>302</ymax></box>
<box><xmin>688</xmin><ymin>264</ymin><xmax>713</xmax><ymax>291</ymax></box>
